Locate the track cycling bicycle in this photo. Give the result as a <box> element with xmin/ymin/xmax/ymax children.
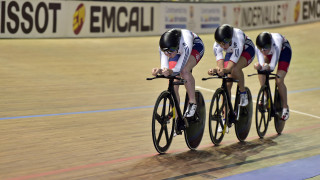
<box><xmin>147</xmin><ymin>75</ymin><xmax>206</xmax><ymax>154</ymax></box>
<box><xmin>202</xmin><ymin>73</ymin><xmax>253</xmax><ymax>145</ymax></box>
<box><xmin>248</xmin><ymin>71</ymin><xmax>285</xmax><ymax>138</ymax></box>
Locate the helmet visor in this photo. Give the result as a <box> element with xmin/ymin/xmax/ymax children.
<box><xmin>217</xmin><ymin>38</ymin><xmax>232</xmax><ymax>45</ymax></box>
<box><xmin>257</xmin><ymin>44</ymin><xmax>271</xmax><ymax>51</ymax></box>
<box><xmin>161</xmin><ymin>46</ymin><xmax>178</xmax><ymax>53</ymax></box>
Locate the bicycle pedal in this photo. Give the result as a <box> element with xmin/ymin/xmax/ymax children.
<box><xmin>175</xmin><ymin>129</ymin><xmax>183</xmax><ymax>135</ymax></box>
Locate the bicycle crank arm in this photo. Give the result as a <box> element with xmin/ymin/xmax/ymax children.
<box><xmin>183</xmin><ymin>117</ymin><xmax>189</xmax><ymax>128</ymax></box>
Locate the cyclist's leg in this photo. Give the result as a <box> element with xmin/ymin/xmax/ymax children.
<box><xmin>226</xmin><ymin>75</ymin><xmax>233</xmax><ymax>98</ymax></box>
<box><xmin>257</xmin><ymin>56</ymin><xmax>270</xmax><ymax>86</ymax></box>
<box><xmin>181</xmin><ymin>55</ymin><xmax>197</xmax><ymax>104</ymax></box>
<box><xmin>231</xmin><ymin>38</ymin><xmax>255</xmax><ymax>92</ymax></box>
<box><xmin>225</xmin><ymin>60</ymin><xmax>233</xmax><ymax>97</ymax></box>
<box><xmin>181</xmin><ymin>36</ymin><xmax>204</xmax><ymax>105</ymax></box>
<box><xmin>169</xmin><ymin>54</ymin><xmax>181</xmax><ymax>104</ymax></box>
<box><xmin>231</xmin><ymin>57</ymin><xmax>247</xmax><ymax>92</ymax></box>
<box><xmin>276</xmin><ymin>41</ymin><xmax>291</xmax><ymax>109</ymax></box>
<box><xmin>277</xmin><ymin>41</ymin><xmax>291</xmax><ymax>120</ymax></box>
<box><xmin>173</xmin><ymin>83</ymin><xmax>180</xmax><ymax>104</ymax></box>
<box><xmin>276</xmin><ymin>70</ymin><xmax>287</xmax><ymax>108</ymax></box>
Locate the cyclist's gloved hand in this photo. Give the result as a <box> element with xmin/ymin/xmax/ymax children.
<box><xmin>262</xmin><ymin>63</ymin><xmax>270</xmax><ymax>71</ymax></box>
<box><xmin>152</xmin><ymin>68</ymin><xmax>161</xmax><ymax>76</ymax></box>
<box><xmin>208</xmin><ymin>68</ymin><xmax>217</xmax><ymax>75</ymax></box>
<box><xmin>217</xmin><ymin>67</ymin><xmax>225</xmax><ymax>76</ymax></box>
<box><xmin>254</xmin><ymin>62</ymin><xmax>262</xmax><ymax>70</ymax></box>
<box><xmin>162</xmin><ymin>68</ymin><xmax>173</xmax><ymax>77</ymax></box>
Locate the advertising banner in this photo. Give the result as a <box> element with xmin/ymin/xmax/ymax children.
<box><xmin>292</xmin><ymin>0</ymin><xmax>320</xmax><ymax>24</ymax></box>
<box><xmin>71</xmin><ymin>1</ymin><xmax>159</xmax><ymax>37</ymax></box>
<box><xmin>0</xmin><ymin>0</ymin><xmax>160</xmax><ymax>38</ymax></box>
<box><xmin>0</xmin><ymin>0</ymin><xmax>64</xmax><ymax>38</ymax></box>
<box><xmin>159</xmin><ymin>3</ymin><xmax>222</xmax><ymax>34</ymax></box>
<box><xmin>229</xmin><ymin>1</ymin><xmax>292</xmax><ymax>30</ymax></box>
<box><xmin>0</xmin><ymin>0</ymin><xmax>319</xmax><ymax>38</ymax></box>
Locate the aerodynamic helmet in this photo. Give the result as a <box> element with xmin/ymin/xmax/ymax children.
<box><xmin>214</xmin><ymin>24</ymin><xmax>234</xmax><ymax>44</ymax></box>
<box><xmin>256</xmin><ymin>32</ymin><xmax>272</xmax><ymax>50</ymax></box>
<box><xmin>159</xmin><ymin>29</ymin><xmax>181</xmax><ymax>52</ymax></box>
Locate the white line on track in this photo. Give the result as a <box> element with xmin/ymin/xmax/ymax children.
<box><xmin>196</xmin><ymin>86</ymin><xmax>320</xmax><ymax>119</ymax></box>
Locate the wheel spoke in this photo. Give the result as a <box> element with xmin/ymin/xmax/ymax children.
<box><xmin>214</xmin><ymin>121</ymin><xmax>218</xmax><ymax>137</ymax></box>
<box><xmin>156</xmin><ymin>126</ymin><xmax>164</xmax><ymax>144</ymax></box>
<box><xmin>161</xmin><ymin>98</ymin><xmax>167</xmax><ymax>117</ymax></box>
<box><xmin>164</xmin><ymin>125</ymin><xmax>169</xmax><ymax>141</ymax></box>
<box><xmin>154</xmin><ymin>113</ymin><xmax>162</xmax><ymax>124</ymax></box>
<box><xmin>258</xmin><ymin>114</ymin><xmax>263</xmax><ymax>130</ymax></box>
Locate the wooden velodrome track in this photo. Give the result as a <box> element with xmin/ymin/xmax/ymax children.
<box><xmin>1</xmin><ymin>22</ymin><xmax>320</xmax><ymax>180</ymax></box>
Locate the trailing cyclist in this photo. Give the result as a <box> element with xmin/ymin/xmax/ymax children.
<box><xmin>254</xmin><ymin>32</ymin><xmax>292</xmax><ymax>121</ymax></box>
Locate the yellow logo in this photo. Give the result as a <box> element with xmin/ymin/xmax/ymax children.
<box><xmin>73</xmin><ymin>4</ymin><xmax>85</xmax><ymax>35</ymax></box>
<box><xmin>294</xmin><ymin>0</ymin><xmax>300</xmax><ymax>22</ymax></box>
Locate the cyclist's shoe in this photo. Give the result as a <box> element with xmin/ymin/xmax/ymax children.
<box><xmin>281</xmin><ymin>107</ymin><xmax>289</xmax><ymax>121</ymax></box>
<box><xmin>173</xmin><ymin>130</ymin><xmax>177</xmax><ymax>137</ymax></box>
<box><xmin>218</xmin><ymin>119</ymin><xmax>229</xmax><ymax>133</ymax></box>
<box><xmin>239</xmin><ymin>92</ymin><xmax>248</xmax><ymax>107</ymax></box>
<box><xmin>184</xmin><ymin>103</ymin><xmax>197</xmax><ymax>117</ymax></box>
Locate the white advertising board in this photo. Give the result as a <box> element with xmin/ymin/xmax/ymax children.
<box><xmin>0</xmin><ymin>1</ymin><xmax>160</xmax><ymax>38</ymax></box>
<box><xmin>0</xmin><ymin>0</ymin><xmax>319</xmax><ymax>38</ymax></box>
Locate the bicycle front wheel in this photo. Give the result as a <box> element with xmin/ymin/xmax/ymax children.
<box><xmin>255</xmin><ymin>85</ymin><xmax>272</xmax><ymax>138</ymax></box>
<box><xmin>152</xmin><ymin>91</ymin><xmax>175</xmax><ymax>154</ymax></box>
<box><xmin>208</xmin><ymin>88</ymin><xmax>228</xmax><ymax>145</ymax></box>
<box><xmin>184</xmin><ymin>90</ymin><xmax>206</xmax><ymax>150</ymax></box>
<box><xmin>274</xmin><ymin>86</ymin><xmax>285</xmax><ymax>134</ymax></box>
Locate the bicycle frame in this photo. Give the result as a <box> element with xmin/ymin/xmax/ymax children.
<box><xmin>167</xmin><ymin>77</ymin><xmax>185</xmax><ymax>124</ymax></box>
<box><xmin>147</xmin><ymin>75</ymin><xmax>187</xmax><ymax>127</ymax></box>
<box><xmin>203</xmin><ymin>73</ymin><xmax>253</xmax><ymax>143</ymax></box>
<box><xmin>249</xmin><ymin>71</ymin><xmax>279</xmax><ymax>117</ymax></box>
<box><xmin>221</xmin><ymin>76</ymin><xmax>239</xmax><ymax>123</ymax></box>
<box><xmin>248</xmin><ymin>71</ymin><xmax>285</xmax><ymax>137</ymax></box>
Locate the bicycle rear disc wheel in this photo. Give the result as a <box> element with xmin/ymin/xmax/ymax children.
<box><xmin>152</xmin><ymin>91</ymin><xmax>175</xmax><ymax>154</ymax></box>
<box><xmin>255</xmin><ymin>85</ymin><xmax>271</xmax><ymax>138</ymax></box>
<box><xmin>274</xmin><ymin>87</ymin><xmax>285</xmax><ymax>134</ymax></box>
<box><xmin>235</xmin><ymin>87</ymin><xmax>253</xmax><ymax>142</ymax></box>
<box><xmin>184</xmin><ymin>90</ymin><xmax>206</xmax><ymax>150</ymax></box>
<box><xmin>208</xmin><ymin>88</ymin><xmax>228</xmax><ymax>145</ymax></box>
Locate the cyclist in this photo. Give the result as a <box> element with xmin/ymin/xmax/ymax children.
<box><xmin>208</xmin><ymin>24</ymin><xmax>255</xmax><ymax>106</ymax></box>
<box><xmin>208</xmin><ymin>24</ymin><xmax>255</xmax><ymax>133</ymax></box>
<box><xmin>151</xmin><ymin>28</ymin><xmax>205</xmax><ymax>120</ymax></box>
<box><xmin>254</xmin><ymin>32</ymin><xmax>291</xmax><ymax>121</ymax></box>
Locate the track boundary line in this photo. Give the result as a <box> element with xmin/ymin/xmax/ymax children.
<box><xmin>196</xmin><ymin>86</ymin><xmax>320</xmax><ymax>119</ymax></box>
<box><xmin>0</xmin><ymin>86</ymin><xmax>319</xmax><ymax>121</ymax></box>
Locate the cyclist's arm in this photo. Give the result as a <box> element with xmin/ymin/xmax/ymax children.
<box><xmin>256</xmin><ymin>46</ymin><xmax>266</xmax><ymax>66</ymax></box>
<box><xmin>229</xmin><ymin>34</ymin><xmax>244</xmax><ymax>64</ymax></box>
<box><xmin>214</xmin><ymin>42</ymin><xmax>224</xmax><ymax>62</ymax></box>
<box><xmin>213</xmin><ymin>42</ymin><xmax>226</xmax><ymax>74</ymax></box>
<box><xmin>159</xmin><ymin>48</ymin><xmax>169</xmax><ymax>70</ymax></box>
<box><xmin>171</xmin><ymin>31</ymin><xmax>193</xmax><ymax>75</ymax></box>
<box><xmin>269</xmin><ymin>38</ymin><xmax>281</xmax><ymax>71</ymax></box>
